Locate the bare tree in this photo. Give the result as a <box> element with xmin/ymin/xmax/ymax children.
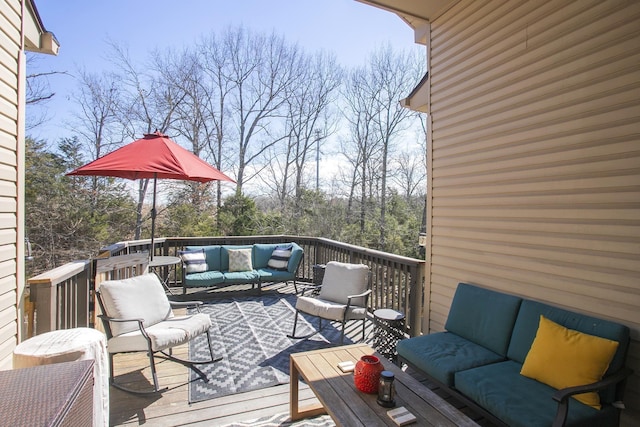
<box><xmin>198</xmin><ymin>32</ymin><xmax>237</xmax><ymax>221</ymax></box>
<box><xmin>392</xmin><ymin>148</ymin><xmax>426</xmax><ymax>201</ymax></box>
<box><xmin>341</xmin><ymin>45</ymin><xmax>424</xmax><ymax>249</ymax></box>
<box><xmin>342</xmin><ymin>65</ymin><xmax>382</xmax><ymax>234</ymax></box>
<box><xmin>366</xmin><ymin>46</ymin><xmax>423</xmax><ymax>250</ymax></box>
<box><xmin>154</xmin><ymin>47</ymin><xmax>218</xmax><ymax>212</ymax></box>
<box><xmin>68</xmin><ymin>68</ymin><xmax>123</xmax><ymax>211</ymax></box>
<box><xmin>25</xmin><ymin>54</ymin><xmax>68</xmax><ymax>130</ymax></box>
<box><xmin>221</xmin><ymin>26</ymin><xmax>304</xmax><ymax>196</ymax></box>
<box><xmin>274</xmin><ymin>52</ymin><xmax>342</xmax><ymax>209</ymax></box>
<box><xmin>107</xmin><ymin>41</ymin><xmax>186</xmax><ymax>240</ymax></box>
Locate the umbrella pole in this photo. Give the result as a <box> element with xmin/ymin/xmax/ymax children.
<box><xmin>150</xmin><ymin>174</ymin><xmax>157</xmax><ymax>261</ymax></box>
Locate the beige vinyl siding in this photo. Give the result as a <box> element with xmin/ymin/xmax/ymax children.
<box><xmin>426</xmin><ymin>0</ymin><xmax>640</xmax><ymax>421</ymax></box>
<box><xmin>0</xmin><ymin>0</ymin><xmax>20</xmax><ymax>370</ymax></box>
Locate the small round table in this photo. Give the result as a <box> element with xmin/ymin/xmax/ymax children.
<box><xmin>148</xmin><ymin>255</ymin><xmax>181</xmax><ymax>294</ymax></box>
<box><xmin>372</xmin><ymin>309</ymin><xmax>406</xmax><ymax>363</ymax></box>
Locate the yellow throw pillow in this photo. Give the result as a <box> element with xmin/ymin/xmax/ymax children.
<box><xmin>520</xmin><ymin>315</ymin><xmax>619</xmax><ymax>409</ymax></box>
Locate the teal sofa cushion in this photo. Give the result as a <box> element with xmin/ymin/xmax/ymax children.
<box><xmin>184</xmin><ymin>270</ymin><xmax>225</xmax><ymax>287</ymax></box>
<box><xmin>253</xmin><ymin>243</ymin><xmax>279</xmax><ymax>268</ymax></box>
<box><xmin>255</xmin><ymin>268</ymin><xmax>294</xmax><ymax>283</ymax></box>
<box><xmin>220</xmin><ymin>245</ymin><xmax>253</xmax><ymax>271</ymax></box>
<box><xmin>396</xmin><ymin>332</ymin><xmax>505</xmax><ymax>386</ymax></box>
<box><xmin>253</xmin><ymin>242</ymin><xmax>304</xmax><ymax>273</ymax></box>
<box><xmin>445</xmin><ymin>283</ymin><xmax>522</xmax><ymax>356</ymax></box>
<box><xmin>222</xmin><ymin>270</ymin><xmax>260</xmax><ymax>284</ymax></box>
<box><xmin>455</xmin><ymin>361</ymin><xmax>618</xmax><ymax>427</ymax></box>
<box><xmin>187</xmin><ymin>245</ymin><xmax>222</xmax><ymax>271</ymax></box>
<box><xmin>508</xmin><ymin>300</ymin><xmax>630</xmax><ymax>369</ymax></box>
<box><xmin>507</xmin><ymin>299</ymin><xmax>630</xmax><ymax>405</ymax></box>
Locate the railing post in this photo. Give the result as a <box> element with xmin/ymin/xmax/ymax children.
<box><xmin>76</xmin><ymin>268</ymin><xmax>90</xmax><ymax>328</ymax></box>
<box><xmin>408</xmin><ymin>264</ymin><xmax>425</xmax><ymax>337</ymax></box>
<box><xmin>29</xmin><ymin>280</ymin><xmax>56</xmax><ymax>336</ymax></box>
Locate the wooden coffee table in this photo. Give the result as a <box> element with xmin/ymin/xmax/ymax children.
<box><xmin>290</xmin><ymin>343</ymin><xmax>479</xmax><ymax>426</ymax></box>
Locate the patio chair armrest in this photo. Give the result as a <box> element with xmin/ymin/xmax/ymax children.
<box><xmin>170</xmin><ymin>300</ymin><xmax>204</xmax><ymax>313</ymax></box>
<box><xmin>98</xmin><ymin>314</ymin><xmax>145</xmax><ymax>324</ymax></box>
<box><xmin>346</xmin><ymin>289</ymin><xmax>372</xmax><ymax>309</ymax></box>
<box><xmin>551</xmin><ymin>367</ymin><xmax>633</xmax><ymax>427</ymax></box>
<box><xmin>170</xmin><ymin>300</ymin><xmax>203</xmax><ymax>308</ymax></box>
<box><xmin>347</xmin><ymin>289</ymin><xmax>372</xmax><ymax>300</ymax></box>
<box><xmin>297</xmin><ymin>283</ymin><xmax>322</xmax><ymax>296</ymax></box>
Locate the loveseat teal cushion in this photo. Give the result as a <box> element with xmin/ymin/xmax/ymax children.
<box><xmin>396</xmin><ymin>332</ymin><xmax>505</xmax><ymax>386</ymax></box>
<box><xmin>507</xmin><ymin>299</ymin><xmax>630</xmax><ymax>405</ymax></box>
<box><xmin>508</xmin><ymin>300</ymin><xmax>630</xmax><ymax>369</ymax></box>
<box><xmin>445</xmin><ymin>283</ymin><xmax>522</xmax><ymax>356</ymax></box>
<box><xmin>455</xmin><ymin>360</ymin><xmax>618</xmax><ymax>427</ymax></box>
<box><xmin>186</xmin><ymin>245</ymin><xmax>222</xmax><ymax>271</ymax></box>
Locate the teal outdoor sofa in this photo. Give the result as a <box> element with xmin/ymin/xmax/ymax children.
<box><xmin>397</xmin><ymin>283</ymin><xmax>633</xmax><ymax>427</ymax></box>
<box><xmin>180</xmin><ymin>242</ymin><xmax>304</xmax><ymax>294</ymax></box>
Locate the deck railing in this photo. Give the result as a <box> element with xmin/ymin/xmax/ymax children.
<box><xmin>26</xmin><ymin>235</ymin><xmax>425</xmax><ymax>338</ymax></box>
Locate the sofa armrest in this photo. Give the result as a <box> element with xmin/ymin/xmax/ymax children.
<box><xmin>551</xmin><ymin>367</ymin><xmax>634</xmax><ymax>427</ymax></box>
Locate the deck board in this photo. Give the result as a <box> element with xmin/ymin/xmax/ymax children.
<box><xmin>108</xmin><ymin>282</ymin><xmax>495</xmax><ymax>426</ymax></box>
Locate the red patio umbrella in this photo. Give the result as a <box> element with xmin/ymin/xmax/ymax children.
<box><xmin>67</xmin><ymin>131</ymin><xmax>235</xmax><ymax>259</ymax></box>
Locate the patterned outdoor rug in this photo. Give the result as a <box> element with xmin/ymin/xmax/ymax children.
<box><xmin>221</xmin><ymin>412</ymin><xmax>335</xmax><ymax>427</ymax></box>
<box><xmin>188</xmin><ymin>292</ymin><xmax>350</xmax><ymax>403</ymax></box>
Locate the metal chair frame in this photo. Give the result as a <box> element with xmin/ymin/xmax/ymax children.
<box><xmin>96</xmin><ymin>290</ymin><xmax>221</xmax><ymax>394</ymax></box>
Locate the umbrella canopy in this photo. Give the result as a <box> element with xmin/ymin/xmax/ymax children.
<box><xmin>67</xmin><ymin>132</ymin><xmax>235</xmax><ymax>259</ymax></box>
<box><xmin>67</xmin><ymin>131</ymin><xmax>234</xmax><ymax>182</ymax></box>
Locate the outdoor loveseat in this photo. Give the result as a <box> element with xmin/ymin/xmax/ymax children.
<box><xmin>179</xmin><ymin>242</ymin><xmax>303</xmax><ymax>294</ymax></box>
<box><xmin>397</xmin><ymin>283</ymin><xmax>632</xmax><ymax>427</ymax></box>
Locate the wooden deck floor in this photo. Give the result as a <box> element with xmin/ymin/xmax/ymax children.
<box><xmin>108</xmin><ymin>283</ymin><xmax>494</xmax><ymax>427</ymax></box>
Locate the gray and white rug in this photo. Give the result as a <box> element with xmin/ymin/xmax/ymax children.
<box><xmin>188</xmin><ymin>292</ymin><xmax>349</xmax><ymax>403</ymax></box>
<box><xmin>221</xmin><ymin>412</ymin><xmax>335</xmax><ymax>427</ymax></box>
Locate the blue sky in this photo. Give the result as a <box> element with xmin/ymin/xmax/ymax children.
<box><xmin>30</xmin><ymin>0</ymin><xmax>421</xmax><ymax>143</ymax></box>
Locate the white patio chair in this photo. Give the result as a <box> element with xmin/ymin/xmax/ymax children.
<box><xmin>289</xmin><ymin>261</ymin><xmax>371</xmax><ymax>344</ymax></box>
<box><xmin>96</xmin><ymin>273</ymin><xmax>220</xmax><ymax>394</ymax></box>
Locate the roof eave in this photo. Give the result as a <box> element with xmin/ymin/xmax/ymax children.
<box><xmin>23</xmin><ymin>0</ymin><xmax>59</xmax><ymax>55</ymax></box>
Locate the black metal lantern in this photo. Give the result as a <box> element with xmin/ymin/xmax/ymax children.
<box><xmin>376</xmin><ymin>370</ymin><xmax>396</xmax><ymax>407</ymax></box>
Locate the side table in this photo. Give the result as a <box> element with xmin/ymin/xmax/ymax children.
<box><xmin>372</xmin><ymin>308</ymin><xmax>405</xmax><ymax>363</ymax></box>
<box><xmin>148</xmin><ymin>255</ymin><xmax>181</xmax><ymax>295</ymax></box>
<box><xmin>312</xmin><ymin>263</ymin><xmax>326</xmax><ymax>285</ymax></box>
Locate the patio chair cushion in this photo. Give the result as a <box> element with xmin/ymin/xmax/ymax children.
<box><xmin>107</xmin><ymin>313</ymin><xmax>212</xmax><ymax>353</ymax></box>
<box><xmin>520</xmin><ymin>315</ymin><xmax>618</xmax><ymax>409</ymax></box>
<box><xmin>294</xmin><ymin>296</ymin><xmax>367</xmax><ymax>322</ymax></box>
<box><xmin>99</xmin><ymin>274</ymin><xmax>173</xmax><ymax>337</ymax></box>
<box><xmin>319</xmin><ymin>261</ymin><xmax>369</xmax><ymax>305</ymax></box>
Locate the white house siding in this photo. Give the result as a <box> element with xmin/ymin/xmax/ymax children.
<box><xmin>426</xmin><ymin>0</ymin><xmax>640</xmax><ymax>421</ymax></box>
<box><xmin>0</xmin><ymin>0</ymin><xmax>21</xmax><ymax>370</ymax></box>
